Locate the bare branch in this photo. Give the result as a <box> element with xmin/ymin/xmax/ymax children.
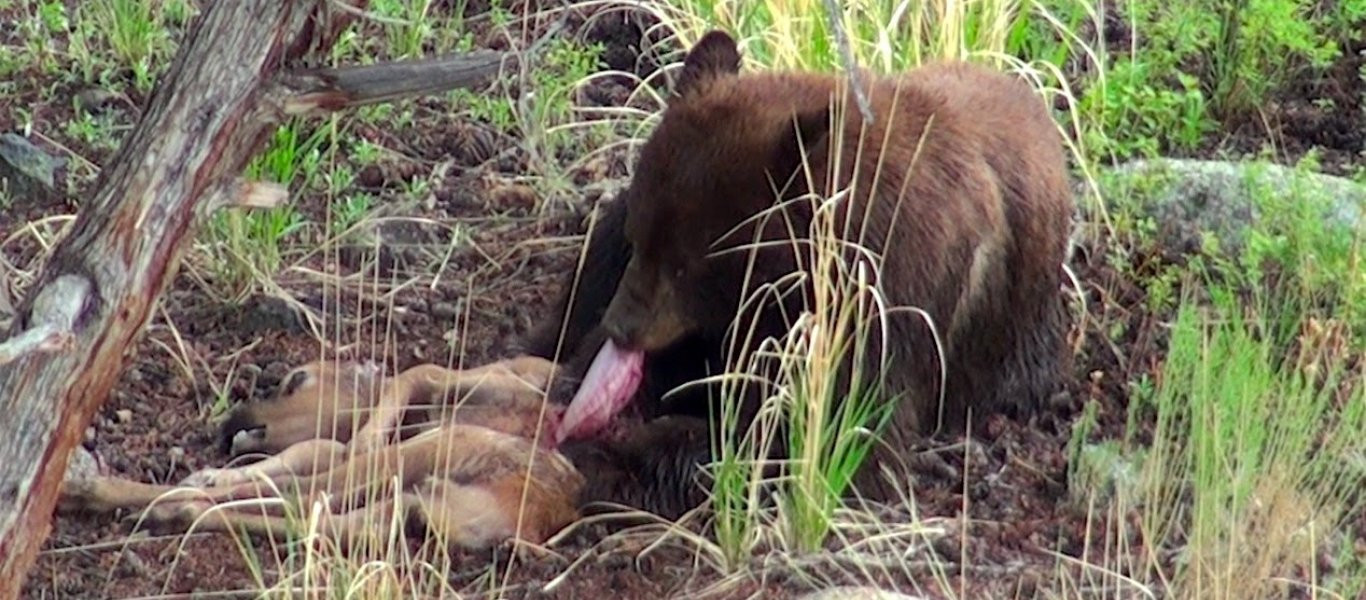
<box><xmin>280</xmin><ymin>50</ymin><xmax>509</xmax><ymax>114</ymax></box>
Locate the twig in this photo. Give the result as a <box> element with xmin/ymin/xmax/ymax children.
<box><xmin>822</xmin><ymin>0</ymin><xmax>874</xmax><ymax>124</ymax></box>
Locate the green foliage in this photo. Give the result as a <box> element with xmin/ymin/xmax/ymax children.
<box><xmin>372</xmin><ymin>0</ymin><xmax>436</xmax><ymax>59</ymax></box>
<box><xmin>1127</xmin><ymin>291</ymin><xmax>1366</xmax><ymax>598</ymax></box>
<box><xmin>1081</xmin><ymin>60</ymin><xmax>1215</xmax><ymax>160</ymax></box>
<box><xmin>202</xmin><ymin>121</ymin><xmax>324</xmax><ymax>300</ymax></box>
<box><xmin>1092</xmin><ymin>153</ymin><xmax>1366</xmax><ymax>595</ymax></box>
<box><xmin>61</xmin><ymin>110</ymin><xmax>122</xmax><ymax>153</ymax></box>
<box><xmin>1209</xmin><ymin>0</ymin><xmax>1339</xmax><ymax>118</ymax></box>
<box><xmin>246</xmin><ymin>121</ymin><xmax>329</xmax><ymax>189</ymax></box>
<box><xmin>90</xmin><ymin>0</ymin><xmax>169</xmax><ymax>91</ymax></box>
<box><xmin>330</xmin><ymin>192</ymin><xmax>375</xmax><ymax>238</ymax></box>
<box><xmin>1237</xmin><ymin>164</ymin><xmax>1366</xmax><ymax>333</ymax></box>
<box><xmin>450</xmin><ymin>34</ymin><xmax>606</xmax><ymax>204</ymax></box>
<box><xmin>1078</xmin><ymin>0</ymin><xmax>1349</xmax><ymax>161</ymax></box>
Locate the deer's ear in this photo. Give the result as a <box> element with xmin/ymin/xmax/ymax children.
<box><xmin>673</xmin><ymin>30</ymin><xmax>741</xmax><ymax>98</ymax></box>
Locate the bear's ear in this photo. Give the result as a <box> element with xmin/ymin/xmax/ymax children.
<box><xmin>673</xmin><ymin>30</ymin><xmax>741</xmax><ymax>98</ymax></box>
<box><xmin>771</xmin><ymin>106</ymin><xmax>832</xmax><ymax>186</ymax></box>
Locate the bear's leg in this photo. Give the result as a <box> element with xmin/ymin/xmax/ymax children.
<box><xmin>521</xmin><ymin>195</ymin><xmax>632</xmax><ymax>363</ymax></box>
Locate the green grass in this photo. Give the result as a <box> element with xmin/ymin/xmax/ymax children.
<box><xmin>1105</xmin><ymin>286</ymin><xmax>1366</xmax><ymax>599</ymax></box>
<box><xmin>89</xmin><ymin>0</ymin><xmax>169</xmax><ymax>91</ymax></box>
<box><xmin>1068</xmin><ymin>152</ymin><xmax>1366</xmax><ymax>597</ymax></box>
<box><xmin>1079</xmin><ymin>0</ymin><xmax>1356</xmax><ymax>161</ymax></box>
<box><xmin>199</xmin><ymin>120</ymin><xmax>322</xmax><ymax>301</ymax></box>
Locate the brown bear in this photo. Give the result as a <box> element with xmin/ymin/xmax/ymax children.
<box><xmin>523</xmin><ymin>30</ymin><xmax>1074</xmax><ymax>517</ymax></box>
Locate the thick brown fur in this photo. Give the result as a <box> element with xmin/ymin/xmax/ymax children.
<box><xmin>525</xmin><ymin>31</ymin><xmax>1074</xmax><ymax>515</ymax></box>
<box><xmin>58</xmin><ymin>357</ymin><xmax>584</xmax><ymax>551</ymax></box>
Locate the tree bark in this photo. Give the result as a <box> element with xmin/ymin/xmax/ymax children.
<box><xmin>0</xmin><ymin>1</ymin><xmax>512</xmax><ymax>594</ymax></box>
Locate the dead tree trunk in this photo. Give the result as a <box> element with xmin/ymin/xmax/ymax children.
<box><xmin>0</xmin><ymin>1</ymin><xmax>511</xmax><ymax>593</ymax></box>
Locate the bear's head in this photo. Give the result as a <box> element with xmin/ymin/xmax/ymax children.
<box><xmin>601</xmin><ymin>30</ymin><xmax>833</xmax><ymax>354</ymax></box>
<box><xmin>555</xmin><ymin>30</ymin><xmax>838</xmax><ymax>444</ymax></box>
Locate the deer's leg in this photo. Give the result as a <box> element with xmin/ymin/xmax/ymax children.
<box><xmin>137</xmin><ymin>495</ymin><xmax>411</xmax><ymax>554</ymax></box>
<box><xmin>59</xmin><ymin>475</ymin><xmax>216</xmax><ymax>515</ymax></box>
<box><xmin>350</xmin><ymin>359</ymin><xmax>554</xmax><ymax>453</ymax></box>
<box><xmin>181</xmin><ymin>438</ymin><xmax>347</xmax><ymax>488</ymax></box>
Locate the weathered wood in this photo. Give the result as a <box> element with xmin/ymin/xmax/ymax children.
<box><xmin>280</xmin><ymin>50</ymin><xmax>509</xmax><ymax>113</ymax></box>
<box><xmin>0</xmin><ymin>0</ymin><xmax>530</xmax><ymax>592</ymax></box>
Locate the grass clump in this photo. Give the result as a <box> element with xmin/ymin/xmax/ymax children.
<box><xmin>89</xmin><ymin>0</ymin><xmax>175</xmax><ymax>91</ymax></box>
<box><xmin>1069</xmin><ymin>152</ymin><xmax>1366</xmax><ymax>597</ymax></box>
<box><xmin>1118</xmin><ymin>290</ymin><xmax>1366</xmax><ymax>599</ymax></box>
<box><xmin>199</xmin><ymin>120</ymin><xmax>322</xmax><ymax>301</ymax></box>
<box><xmin>1080</xmin><ymin>0</ymin><xmax>1356</xmax><ymax>161</ymax></box>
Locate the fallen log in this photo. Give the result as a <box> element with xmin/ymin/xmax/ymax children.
<box><xmin>0</xmin><ymin>1</ymin><xmax>519</xmax><ymax>593</ymax></box>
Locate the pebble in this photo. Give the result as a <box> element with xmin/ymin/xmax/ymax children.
<box><xmin>73</xmin><ymin>87</ymin><xmax>122</xmax><ymax>114</ymax></box>
<box><xmin>430</xmin><ymin>301</ymin><xmax>460</xmax><ymax>320</ymax></box>
<box><xmin>114</xmin><ymin>409</ymin><xmax>133</xmax><ymax>424</ymax></box>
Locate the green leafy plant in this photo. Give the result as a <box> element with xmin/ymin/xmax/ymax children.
<box><xmin>372</xmin><ymin>0</ymin><xmax>436</xmax><ymax>59</ymax></box>
<box><xmin>90</xmin><ymin>0</ymin><xmax>169</xmax><ymax>90</ymax></box>
<box><xmin>200</xmin><ymin>120</ymin><xmax>325</xmax><ymax>300</ymax></box>
<box><xmin>1209</xmin><ymin>0</ymin><xmax>1339</xmax><ymax>118</ymax></box>
<box><xmin>1080</xmin><ymin>59</ymin><xmax>1215</xmax><ymax>160</ymax></box>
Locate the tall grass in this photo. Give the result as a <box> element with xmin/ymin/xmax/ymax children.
<box><xmin>1115</xmin><ymin>289</ymin><xmax>1366</xmax><ymax>599</ymax></box>
<box><xmin>1067</xmin><ymin>157</ymin><xmax>1366</xmax><ymax>598</ymax></box>
<box><xmin>704</xmin><ymin>100</ymin><xmax>903</xmax><ymax>564</ymax></box>
<box><xmin>88</xmin><ymin>0</ymin><xmax>168</xmax><ymax>90</ymax></box>
<box><xmin>638</xmin><ymin>0</ymin><xmax>1037</xmax><ymax>71</ymax></box>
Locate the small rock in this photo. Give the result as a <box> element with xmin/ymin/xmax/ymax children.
<box><xmin>238</xmin><ymin>294</ymin><xmax>305</xmax><ymax>334</ymax></box>
<box><xmin>73</xmin><ymin>87</ymin><xmax>123</xmax><ymax>114</ymax></box>
<box><xmin>114</xmin><ymin>409</ymin><xmax>133</xmax><ymax>424</ymax></box>
<box><xmin>231</xmin><ymin>376</ymin><xmax>252</xmax><ymax>396</ymax></box>
<box><xmin>487</xmin><ymin>183</ymin><xmax>539</xmax><ymax>212</ymax></box>
<box><xmin>357</xmin><ymin>164</ymin><xmax>384</xmax><ymax>188</ymax></box>
<box><xmin>62</xmin><ymin>445</ymin><xmax>101</xmax><ymax>485</ymax></box>
<box><xmin>0</xmin><ymin>133</ymin><xmax>66</xmax><ymax>202</ymax></box>
<box><xmin>116</xmin><ymin>550</ymin><xmax>153</xmax><ymax>578</ymax></box>
<box><xmin>164</xmin><ymin>378</ymin><xmax>188</xmax><ymax>397</ymax></box>
<box><xmin>799</xmin><ymin>588</ymin><xmax>924</xmax><ymax>600</ymax></box>
<box><xmin>168</xmin><ymin>446</ymin><xmax>185</xmax><ymax>461</ymax></box>
<box><xmin>430</xmin><ymin>301</ymin><xmax>460</xmax><ymax>320</ymax></box>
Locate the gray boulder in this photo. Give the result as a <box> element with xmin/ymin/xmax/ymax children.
<box><xmin>1079</xmin><ymin>158</ymin><xmax>1365</xmax><ymax>253</ymax></box>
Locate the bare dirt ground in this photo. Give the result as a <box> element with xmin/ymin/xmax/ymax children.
<box><xmin>4</xmin><ymin>2</ymin><xmax>1363</xmax><ymax>599</ymax></box>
